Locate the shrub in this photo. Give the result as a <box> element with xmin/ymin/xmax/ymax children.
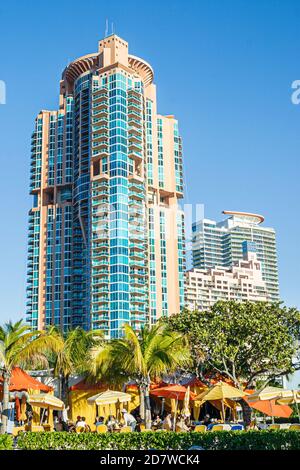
<box><xmin>17</xmin><ymin>430</ymin><xmax>300</xmax><ymax>451</ymax></box>
<box><xmin>0</xmin><ymin>434</ymin><xmax>13</xmax><ymax>450</ymax></box>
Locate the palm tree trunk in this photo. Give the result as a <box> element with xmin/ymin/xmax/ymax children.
<box><xmin>61</xmin><ymin>374</ymin><xmax>69</xmax><ymax>406</ymax></box>
<box><xmin>1</xmin><ymin>370</ymin><xmax>11</xmax><ymax>434</ymax></box>
<box><xmin>139</xmin><ymin>386</ymin><xmax>145</xmax><ymax>420</ymax></box>
<box><xmin>139</xmin><ymin>382</ymin><xmax>152</xmax><ymax>429</ymax></box>
<box><xmin>238</xmin><ymin>399</ymin><xmax>252</xmax><ymax>428</ymax></box>
<box><xmin>144</xmin><ymin>384</ymin><xmax>152</xmax><ymax>429</ymax></box>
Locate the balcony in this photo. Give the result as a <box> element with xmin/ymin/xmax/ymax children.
<box><xmin>128</xmin><ymin>117</ymin><xmax>142</xmax><ymax>129</ymax></box>
<box><xmin>127</xmin><ymin>107</ymin><xmax>142</xmax><ymax>120</ymax></box>
<box><xmin>128</xmin><ymin>125</ymin><xmax>142</xmax><ymax>136</ymax></box>
<box><xmin>129</xmin><ymin>140</ymin><xmax>143</xmax><ymax>153</ymax></box>
<box><xmin>92</xmin><ymin>131</ymin><xmax>109</xmax><ymax>142</ymax></box>
<box><xmin>92</xmin><ymin>100</ymin><xmax>108</xmax><ymax>111</ymax></box>
<box><xmin>92</xmin><ymin>241</ymin><xmax>109</xmax><ymax>249</ymax></box>
<box><xmin>92</xmin><ymin>108</ymin><xmax>109</xmax><ymax>119</ymax></box>
<box><xmin>92</xmin><ymin>277</ymin><xmax>109</xmax><ymax>285</ymax></box>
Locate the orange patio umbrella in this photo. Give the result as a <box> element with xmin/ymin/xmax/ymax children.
<box><xmin>245</xmin><ymin>398</ymin><xmax>292</xmax><ymax>418</ymax></box>
<box><xmin>0</xmin><ymin>367</ymin><xmax>52</xmax><ymax>392</ymax></box>
<box><xmin>151</xmin><ymin>384</ymin><xmax>196</xmax><ymax>431</ymax></box>
<box><xmin>150</xmin><ymin>384</ymin><xmax>197</xmax><ymax>401</ymax></box>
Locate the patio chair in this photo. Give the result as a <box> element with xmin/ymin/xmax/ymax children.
<box><xmin>211</xmin><ymin>424</ymin><xmax>225</xmax><ymax>431</ymax></box>
<box><xmin>269</xmin><ymin>424</ymin><xmax>281</xmax><ymax>430</ymax></box>
<box><xmin>194</xmin><ymin>425</ymin><xmax>207</xmax><ymax>433</ymax></box>
<box><xmin>289</xmin><ymin>424</ymin><xmax>300</xmax><ymax>431</ymax></box>
<box><xmin>25</xmin><ymin>424</ymin><xmax>44</xmax><ymax>432</ymax></box>
<box><xmin>120</xmin><ymin>426</ymin><xmax>132</xmax><ymax>433</ymax></box>
<box><xmin>76</xmin><ymin>426</ymin><xmax>86</xmax><ymax>433</ymax></box>
<box><xmin>223</xmin><ymin>424</ymin><xmax>232</xmax><ymax>431</ymax></box>
<box><xmin>231</xmin><ymin>424</ymin><xmax>244</xmax><ymax>431</ymax></box>
<box><xmin>96</xmin><ymin>424</ymin><xmax>108</xmax><ymax>433</ymax></box>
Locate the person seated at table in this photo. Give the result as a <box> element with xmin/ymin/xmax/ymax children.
<box><xmin>249</xmin><ymin>418</ymin><xmax>259</xmax><ymax>430</ymax></box>
<box><xmin>106</xmin><ymin>415</ymin><xmax>118</xmax><ymax>432</ymax></box>
<box><xmin>162</xmin><ymin>413</ymin><xmax>173</xmax><ymax>431</ymax></box>
<box><xmin>207</xmin><ymin>418</ymin><xmax>218</xmax><ymax>430</ymax></box>
<box><xmin>67</xmin><ymin>421</ymin><xmax>76</xmax><ymax>432</ymax></box>
<box><xmin>76</xmin><ymin>416</ymin><xmax>89</xmax><ymax>431</ymax></box>
<box><xmin>75</xmin><ymin>416</ymin><xmax>82</xmax><ymax>425</ymax></box>
<box><xmin>203</xmin><ymin>414</ymin><xmax>212</xmax><ymax>426</ymax></box>
<box><xmin>176</xmin><ymin>415</ymin><xmax>190</xmax><ymax>432</ymax></box>
<box><xmin>152</xmin><ymin>414</ymin><xmax>162</xmax><ymax>428</ymax></box>
<box><xmin>135</xmin><ymin>415</ymin><xmax>145</xmax><ymax>432</ymax></box>
<box><xmin>94</xmin><ymin>416</ymin><xmax>105</xmax><ymax>428</ymax></box>
<box><xmin>54</xmin><ymin>416</ymin><xmax>63</xmax><ymax>432</ymax></box>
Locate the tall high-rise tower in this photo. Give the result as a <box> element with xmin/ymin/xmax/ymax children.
<box><xmin>26</xmin><ymin>34</ymin><xmax>185</xmax><ymax>337</ymax></box>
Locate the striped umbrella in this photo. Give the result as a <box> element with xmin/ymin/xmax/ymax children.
<box><xmin>28</xmin><ymin>393</ymin><xmax>64</xmax><ymax>410</ymax></box>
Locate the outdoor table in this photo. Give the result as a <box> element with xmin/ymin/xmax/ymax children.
<box><xmin>112</xmin><ymin>427</ymin><xmax>122</xmax><ymax>433</ymax></box>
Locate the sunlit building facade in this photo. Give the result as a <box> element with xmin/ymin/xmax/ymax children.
<box><xmin>192</xmin><ymin>211</ymin><xmax>279</xmax><ymax>301</ymax></box>
<box><xmin>26</xmin><ymin>34</ymin><xmax>185</xmax><ymax>337</ymax></box>
<box><xmin>187</xmin><ymin>241</ymin><xmax>269</xmax><ymax>310</ymax></box>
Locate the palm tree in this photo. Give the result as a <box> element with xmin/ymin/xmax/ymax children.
<box><xmin>0</xmin><ymin>320</ymin><xmax>63</xmax><ymax>434</ymax></box>
<box><xmin>90</xmin><ymin>323</ymin><xmax>191</xmax><ymax>428</ymax></box>
<box><xmin>49</xmin><ymin>326</ymin><xmax>103</xmax><ymax>404</ymax></box>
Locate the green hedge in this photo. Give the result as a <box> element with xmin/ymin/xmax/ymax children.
<box><xmin>17</xmin><ymin>430</ymin><xmax>300</xmax><ymax>450</ymax></box>
<box><xmin>0</xmin><ymin>434</ymin><xmax>13</xmax><ymax>450</ymax></box>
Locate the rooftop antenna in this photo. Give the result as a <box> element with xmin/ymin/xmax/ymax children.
<box><xmin>104</xmin><ymin>18</ymin><xmax>108</xmax><ymax>37</ymax></box>
<box><xmin>111</xmin><ymin>22</ymin><xmax>114</xmax><ymax>35</ymax></box>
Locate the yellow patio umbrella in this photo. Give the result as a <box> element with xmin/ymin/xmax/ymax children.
<box><xmin>277</xmin><ymin>390</ymin><xmax>300</xmax><ymax>405</ymax></box>
<box><xmin>247</xmin><ymin>386</ymin><xmax>292</xmax><ymax>403</ymax></box>
<box><xmin>28</xmin><ymin>393</ymin><xmax>64</xmax><ymax>427</ymax></box>
<box><xmin>277</xmin><ymin>390</ymin><xmax>300</xmax><ymax>422</ymax></box>
<box><xmin>87</xmin><ymin>389</ymin><xmax>132</xmax><ymax>406</ymax></box>
<box><xmin>28</xmin><ymin>393</ymin><xmax>64</xmax><ymax>410</ymax></box>
<box><xmin>87</xmin><ymin>389</ymin><xmax>132</xmax><ymax>420</ymax></box>
<box><xmin>195</xmin><ymin>382</ymin><xmax>247</xmax><ymax>422</ymax></box>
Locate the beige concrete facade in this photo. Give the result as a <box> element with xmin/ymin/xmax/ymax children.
<box><xmin>186</xmin><ymin>248</ymin><xmax>269</xmax><ymax>311</ymax></box>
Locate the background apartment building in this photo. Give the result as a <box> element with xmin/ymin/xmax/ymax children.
<box><xmin>186</xmin><ymin>241</ymin><xmax>269</xmax><ymax>310</ymax></box>
<box><xmin>192</xmin><ymin>211</ymin><xmax>279</xmax><ymax>301</ymax></box>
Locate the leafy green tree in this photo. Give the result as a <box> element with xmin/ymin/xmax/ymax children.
<box><xmin>49</xmin><ymin>327</ymin><xmax>103</xmax><ymax>404</ymax></box>
<box><xmin>0</xmin><ymin>320</ymin><xmax>62</xmax><ymax>434</ymax></box>
<box><xmin>89</xmin><ymin>323</ymin><xmax>191</xmax><ymax>428</ymax></box>
<box><xmin>165</xmin><ymin>301</ymin><xmax>300</xmax><ymax>425</ymax></box>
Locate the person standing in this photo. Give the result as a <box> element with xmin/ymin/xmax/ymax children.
<box><xmin>121</xmin><ymin>409</ymin><xmax>137</xmax><ymax>431</ymax></box>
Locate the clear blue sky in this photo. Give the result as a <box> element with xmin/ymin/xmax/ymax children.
<box><xmin>0</xmin><ymin>0</ymin><xmax>299</xmax><ymax>323</ymax></box>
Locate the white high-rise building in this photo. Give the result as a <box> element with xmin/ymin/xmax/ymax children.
<box><xmin>192</xmin><ymin>211</ymin><xmax>279</xmax><ymax>301</ymax></box>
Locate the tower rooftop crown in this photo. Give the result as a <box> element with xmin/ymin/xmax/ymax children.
<box><xmin>222</xmin><ymin>210</ymin><xmax>264</xmax><ymax>225</ymax></box>
<box><xmin>62</xmin><ymin>34</ymin><xmax>154</xmax><ymax>89</ymax></box>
